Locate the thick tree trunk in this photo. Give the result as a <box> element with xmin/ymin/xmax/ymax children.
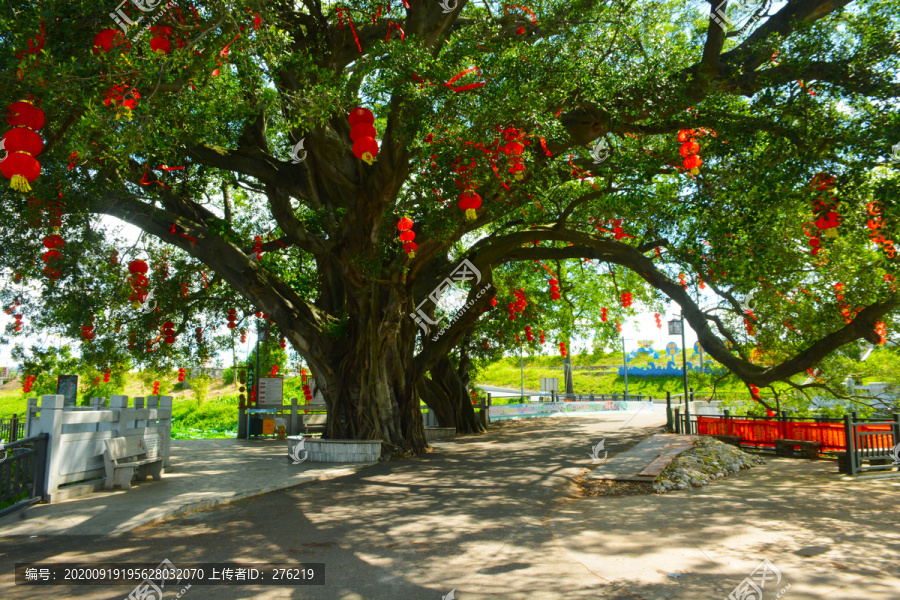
<box><xmin>423</xmin><ymin>356</ymin><xmax>485</xmax><ymax>434</ymax></box>
<box><xmin>297</xmin><ymin>281</ymin><xmax>430</xmax><ymax>459</ymax></box>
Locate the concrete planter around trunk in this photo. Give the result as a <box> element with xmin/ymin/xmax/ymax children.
<box><xmin>287</xmin><ymin>436</ymin><xmax>381</xmax><ymax>463</ymax></box>
<box><xmin>425</xmin><ymin>427</ymin><xmax>456</xmax><ymax>442</ymax></box>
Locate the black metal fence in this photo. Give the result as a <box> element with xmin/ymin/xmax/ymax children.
<box><xmin>0</xmin><ymin>415</ymin><xmax>26</xmax><ymax>443</ymax></box>
<box><xmin>843</xmin><ymin>413</ymin><xmax>900</xmax><ymax>476</ymax></box>
<box><xmin>0</xmin><ymin>433</ymin><xmax>48</xmax><ymax>518</ymax></box>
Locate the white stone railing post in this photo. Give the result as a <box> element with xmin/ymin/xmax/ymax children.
<box><xmin>25</xmin><ymin>397</ymin><xmax>38</xmax><ymax>437</ymax></box>
<box><xmin>158</xmin><ymin>396</ymin><xmax>173</xmax><ymax>468</ymax></box>
<box><xmin>134</xmin><ymin>396</ymin><xmax>145</xmax><ymax>428</ymax></box>
<box><xmin>37</xmin><ymin>395</ymin><xmax>65</xmax><ymax>502</ymax></box>
<box><xmin>109</xmin><ymin>395</ymin><xmax>129</xmax><ymax>437</ymax></box>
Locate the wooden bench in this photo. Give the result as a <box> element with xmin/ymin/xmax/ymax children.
<box><xmin>774</xmin><ymin>439</ymin><xmax>822</xmax><ymax>459</ymax></box>
<box><xmin>302</xmin><ymin>414</ymin><xmax>328</xmax><ymax>434</ymax></box>
<box><xmin>103</xmin><ymin>436</ymin><xmax>163</xmax><ymax>490</ymax></box>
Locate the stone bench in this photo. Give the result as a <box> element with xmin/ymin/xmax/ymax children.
<box><xmin>103</xmin><ymin>436</ymin><xmax>163</xmax><ymax>490</ymax></box>
<box><xmin>425</xmin><ymin>427</ymin><xmax>455</xmax><ymax>442</ymax></box>
<box><xmin>774</xmin><ymin>439</ymin><xmax>822</xmax><ymax>459</ymax></box>
<box><xmin>287</xmin><ymin>437</ymin><xmax>381</xmax><ymax>462</ymax></box>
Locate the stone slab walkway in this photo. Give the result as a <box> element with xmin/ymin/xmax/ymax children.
<box><xmin>585</xmin><ymin>433</ymin><xmax>699</xmax><ymax>482</ymax></box>
<box><xmin>0</xmin><ymin>438</ymin><xmax>374</xmax><ymax>537</ymax></box>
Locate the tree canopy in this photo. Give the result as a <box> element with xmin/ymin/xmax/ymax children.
<box><xmin>1</xmin><ymin>0</ymin><xmax>899</xmax><ymax>456</ymax></box>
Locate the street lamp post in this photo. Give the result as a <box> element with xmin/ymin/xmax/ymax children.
<box><xmin>667</xmin><ymin>315</ymin><xmax>690</xmax><ymax>430</ymax></box>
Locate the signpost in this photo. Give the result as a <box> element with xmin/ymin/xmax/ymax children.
<box><xmin>257</xmin><ymin>377</ymin><xmax>283</xmax><ymax>407</ymax></box>
<box><xmin>56</xmin><ymin>375</ymin><xmax>78</xmax><ymax>407</ymax></box>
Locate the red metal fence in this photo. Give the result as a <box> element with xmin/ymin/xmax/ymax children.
<box><xmin>696</xmin><ymin>416</ymin><xmax>894</xmax><ymax>452</ymax></box>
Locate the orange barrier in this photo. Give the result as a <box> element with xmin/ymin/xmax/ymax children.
<box><xmin>697</xmin><ymin>416</ymin><xmax>892</xmax><ymax>453</ymax></box>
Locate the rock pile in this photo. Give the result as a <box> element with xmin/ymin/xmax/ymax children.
<box><xmin>651</xmin><ymin>436</ymin><xmax>765</xmax><ymax>494</ymax></box>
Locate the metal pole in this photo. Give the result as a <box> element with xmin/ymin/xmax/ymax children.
<box><xmin>520</xmin><ymin>349</ymin><xmax>525</xmax><ymax>400</ymax></box>
<box><xmin>622</xmin><ymin>337</ymin><xmax>629</xmax><ymax>398</ymax></box>
<box><xmin>680</xmin><ymin>313</ymin><xmax>689</xmax><ymax>401</ymax></box>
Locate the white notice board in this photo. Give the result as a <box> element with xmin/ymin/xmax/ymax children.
<box><xmin>257</xmin><ymin>377</ymin><xmax>284</xmax><ymax>407</ymax></box>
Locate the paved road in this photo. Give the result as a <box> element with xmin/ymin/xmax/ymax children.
<box><xmin>2</xmin><ymin>412</ymin><xmax>898</xmax><ymax>600</ymax></box>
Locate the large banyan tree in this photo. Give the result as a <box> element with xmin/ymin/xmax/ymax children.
<box><xmin>1</xmin><ymin>0</ymin><xmax>898</xmax><ymax>456</ymax></box>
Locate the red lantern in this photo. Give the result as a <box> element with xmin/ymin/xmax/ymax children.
<box><xmin>458</xmin><ymin>190</ymin><xmax>482</xmax><ymax>220</ymax></box>
<box><xmin>93</xmin><ymin>29</ymin><xmax>127</xmax><ymax>53</ymax></box>
<box><xmin>403</xmin><ymin>241</ymin><xmax>418</xmax><ymax>258</ymax></box>
<box><xmin>503</xmin><ymin>141</ymin><xmax>524</xmax><ymax>156</ymax></box>
<box><xmin>348</xmin><ymin>107</ymin><xmax>375</xmax><ymax>127</ymax></box>
<box><xmin>1</xmin><ymin>153</ymin><xmax>40</xmax><ymax>191</ymax></box>
<box><xmin>683</xmin><ymin>154</ymin><xmax>702</xmax><ymax>175</ymax></box>
<box><xmin>6</xmin><ymin>101</ymin><xmax>45</xmax><ymax>129</ymax></box>
<box><xmin>399</xmin><ymin>229</ymin><xmax>415</xmax><ymax>242</ymax></box>
<box><xmin>679</xmin><ymin>141</ymin><xmax>699</xmax><ymax>157</ymax></box>
<box><xmin>397</xmin><ymin>217</ymin><xmax>413</xmax><ymax>231</ymax></box>
<box><xmin>352</xmin><ymin>136</ymin><xmax>379</xmax><ymax>164</ymax></box>
<box><xmin>41</xmin><ymin>249</ymin><xmax>62</xmax><ymax>263</ymax></box>
<box><xmin>128</xmin><ymin>259</ymin><xmax>149</xmax><ymax>274</ymax></box>
<box><xmin>42</xmin><ymin>234</ymin><xmax>64</xmax><ymax>249</ymax></box>
<box><xmin>677</xmin><ymin>129</ymin><xmax>695</xmax><ymax>143</ymax></box>
<box><xmin>601</xmin><ymin>307</ymin><xmax>608</xmax><ymax>322</ymax></box>
<box><xmin>350</xmin><ymin>122</ymin><xmax>377</xmax><ymax>141</ymax></box>
<box><xmin>150</xmin><ymin>36</ymin><xmax>172</xmax><ymax>54</ymax></box>
<box><xmin>2</xmin><ymin>127</ymin><xmax>43</xmax><ymax>156</ymax></box>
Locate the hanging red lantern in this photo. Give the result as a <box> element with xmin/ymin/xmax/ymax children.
<box><xmin>240</xmin><ymin>328</ymin><xmax>247</xmax><ymax>343</ymax></box>
<box><xmin>815</xmin><ymin>210</ymin><xmax>841</xmax><ymax>238</ymax></box>
<box><xmin>679</xmin><ymin>140</ymin><xmax>699</xmax><ymax>157</ymax></box>
<box><xmin>128</xmin><ymin>259</ymin><xmax>149</xmax><ymax>274</ymax></box>
<box><xmin>683</xmin><ymin>154</ymin><xmax>702</xmax><ymax>175</ymax></box>
<box><xmin>655</xmin><ymin>313</ymin><xmax>662</xmax><ymax>329</ymax></box>
<box><xmin>539</xmin><ymin>330</ymin><xmax>545</xmax><ymax>344</ymax></box>
<box><xmin>227</xmin><ymin>308</ymin><xmax>238</xmax><ymax>329</ymax></box>
<box><xmin>42</xmin><ymin>234</ymin><xmax>64</xmax><ymax>249</ymax></box>
<box><xmin>93</xmin><ymin>29</ymin><xmax>127</xmax><ymax>53</ymax></box>
<box><xmin>348</xmin><ymin>107</ymin><xmax>374</xmax><ymax>127</ymax></box>
<box><xmin>1</xmin><ymin>153</ymin><xmax>41</xmax><ymax>191</ymax></box>
<box><xmin>403</xmin><ymin>241</ymin><xmax>418</xmax><ymax>258</ymax></box>
<box><xmin>2</xmin><ymin>127</ymin><xmax>43</xmax><ymax>157</ymax></box>
<box><xmin>150</xmin><ymin>36</ymin><xmax>172</xmax><ymax>54</ymax></box>
<box><xmin>621</xmin><ymin>292</ymin><xmax>633</xmax><ymax>308</ymax></box>
<box><xmin>399</xmin><ymin>229</ymin><xmax>415</xmax><ymax>242</ymax></box>
<box><xmin>6</xmin><ymin>101</ymin><xmax>45</xmax><ymax>129</ymax></box>
<box><xmin>350</xmin><ymin>122</ymin><xmax>377</xmax><ymax>141</ymax></box>
<box><xmin>458</xmin><ymin>190</ymin><xmax>482</xmax><ymax>220</ymax></box>
<box><xmin>352</xmin><ymin>136</ymin><xmax>379</xmax><ymax>164</ymax></box>
<box><xmin>559</xmin><ymin>341</ymin><xmax>567</xmax><ymax>357</ymax></box>
<box><xmin>677</xmin><ymin>129</ymin><xmax>695</xmax><ymax>143</ymax></box>
<box><xmin>397</xmin><ymin>216</ymin><xmax>413</xmax><ymax>231</ymax></box>
<box><xmin>601</xmin><ymin>307</ymin><xmax>608</xmax><ymax>322</ymax></box>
